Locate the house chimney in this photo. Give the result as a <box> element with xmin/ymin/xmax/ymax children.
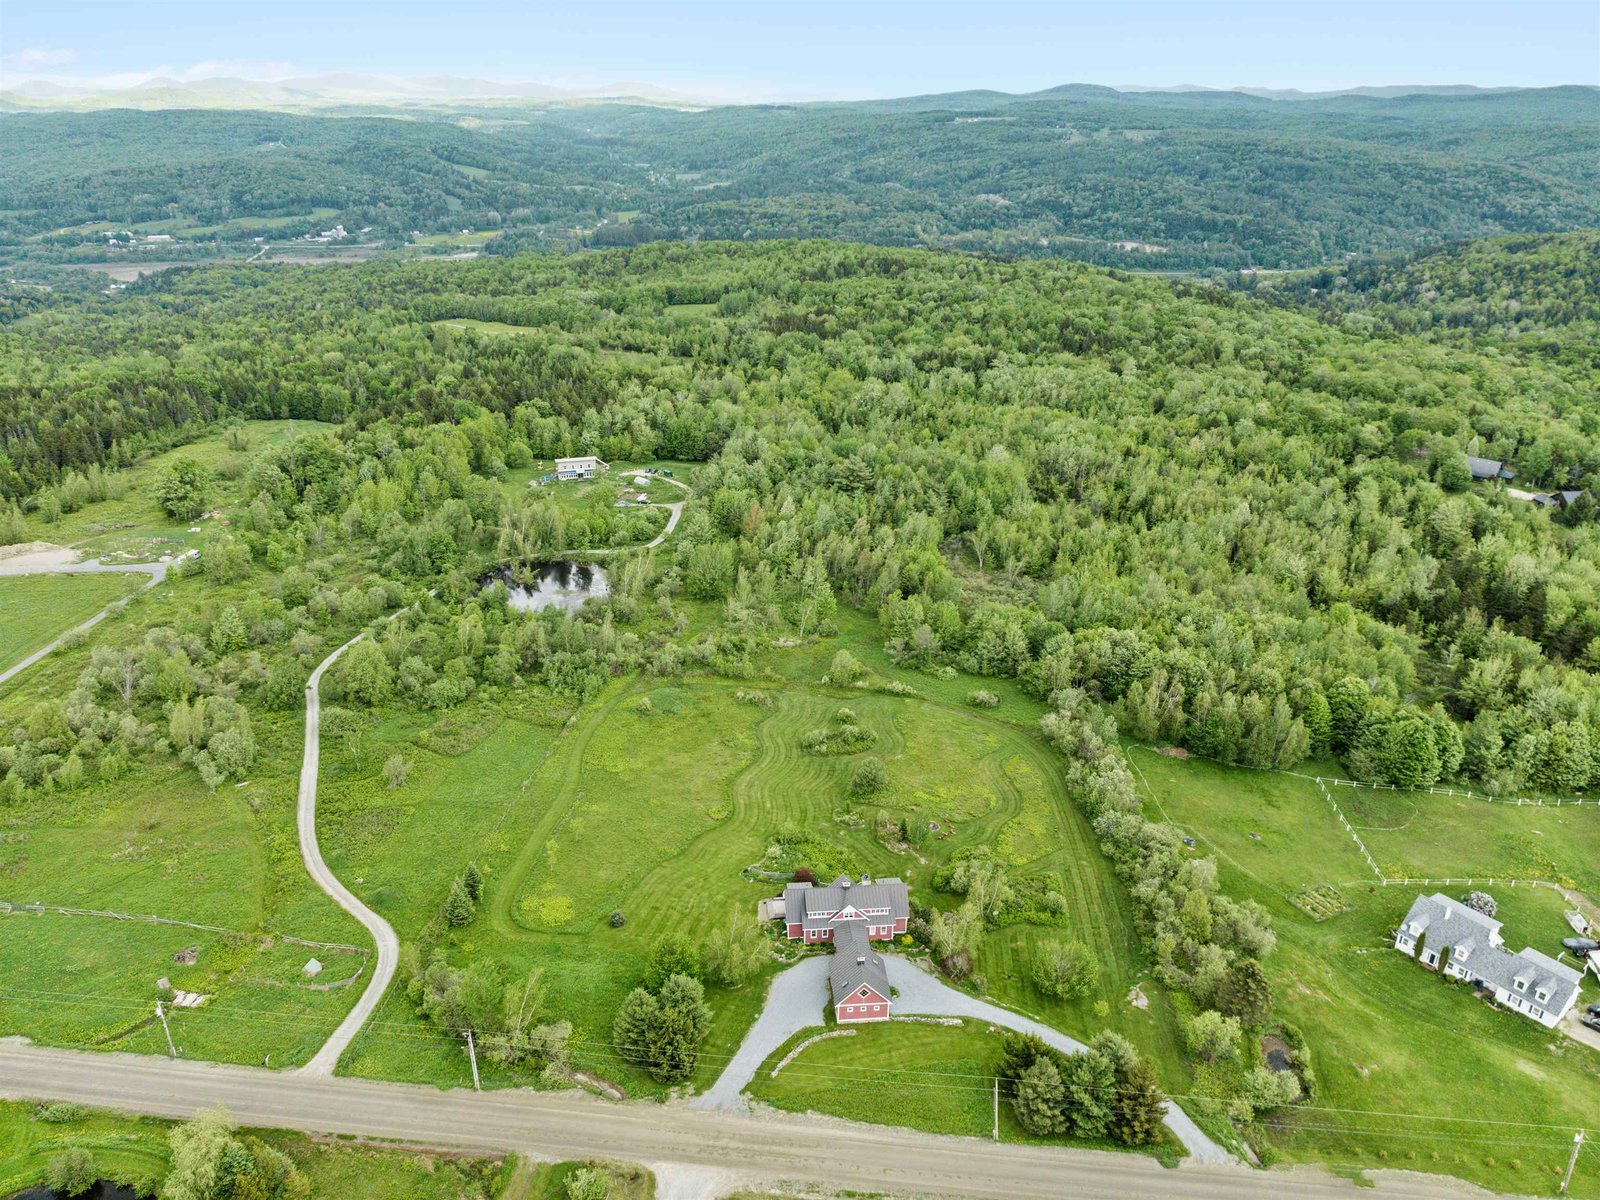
<box><xmin>841</xmin><ymin>879</ymin><xmax>850</xmax><ymax>889</ymax></box>
<box><xmin>856</xmin><ymin>955</ymin><xmax>866</xmax><ymax>964</ymax></box>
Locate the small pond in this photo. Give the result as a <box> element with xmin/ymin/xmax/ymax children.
<box><xmin>483</xmin><ymin>562</ymin><xmax>610</xmax><ymax>614</ymax></box>
<box><xmin>14</xmin><ymin>1184</ymin><xmax>139</xmax><ymax>1200</ymax></box>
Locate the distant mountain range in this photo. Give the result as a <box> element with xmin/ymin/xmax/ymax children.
<box><xmin>0</xmin><ymin>72</ymin><xmax>711</xmax><ymax>110</ymax></box>
<box><xmin>0</xmin><ymin>74</ymin><xmax>1569</xmax><ymax>113</ymax></box>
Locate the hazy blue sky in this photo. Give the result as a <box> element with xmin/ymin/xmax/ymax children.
<box><xmin>3</xmin><ymin>1</ymin><xmax>1596</xmax><ymax>99</ymax></box>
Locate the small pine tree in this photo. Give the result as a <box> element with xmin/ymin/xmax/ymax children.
<box><xmin>209</xmin><ymin>605</ymin><xmax>247</xmax><ymax>656</ymax></box>
<box><xmin>461</xmin><ymin>861</ymin><xmax>484</xmax><ymax>903</ymax></box>
<box><xmin>1111</xmin><ymin>1057</ymin><xmax>1167</xmax><ymax>1146</ymax></box>
<box><xmin>443</xmin><ymin>876</ymin><xmax>476</xmax><ymax>927</ymax></box>
<box><xmin>1013</xmin><ymin>1057</ymin><xmax>1068</xmax><ymax>1136</ymax></box>
<box><xmin>1215</xmin><ymin>958</ymin><xmax>1272</xmax><ymax>1026</ymax></box>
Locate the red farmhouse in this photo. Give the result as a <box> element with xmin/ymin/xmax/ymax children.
<box><xmin>781</xmin><ymin>874</ymin><xmax>909</xmax><ymax>1023</ymax></box>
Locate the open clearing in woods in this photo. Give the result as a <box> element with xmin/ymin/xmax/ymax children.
<box><xmin>1130</xmin><ymin>750</ymin><xmax>1600</xmax><ymax>1197</ymax></box>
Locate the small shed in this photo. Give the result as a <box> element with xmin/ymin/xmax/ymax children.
<box><xmin>758</xmin><ymin>896</ymin><xmax>787</xmax><ymax>923</ymax></box>
<box><xmin>302</xmin><ymin>958</ymin><xmax>323</xmax><ymax>978</ymax></box>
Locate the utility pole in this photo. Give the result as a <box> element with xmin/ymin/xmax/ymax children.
<box><xmin>1560</xmin><ymin>1130</ymin><xmax>1584</xmax><ymax>1195</ymax></box>
<box><xmin>992</xmin><ymin>1077</ymin><xmax>999</xmax><ymax>1142</ymax></box>
<box><xmin>155</xmin><ymin>1001</ymin><xmax>176</xmax><ymax>1059</ymax></box>
<box><xmin>466</xmin><ymin>1029</ymin><xmax>481</xmax><ymax>1091</ymax></box>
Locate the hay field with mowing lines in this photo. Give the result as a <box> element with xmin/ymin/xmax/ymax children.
<box><xmin>0</xmin><ymin>572</ymin><xmax>144</xmax><ymax>675</ymax></box>
<box><xmin>335</xmin><ymin>659</ymin><xmax>1182</xmax><ymax>1099</ymax></box>
<box><xmin>1129</xmin><ymin>751</ymin><xmax>1600</xmax><ymax>1197</ymax></box>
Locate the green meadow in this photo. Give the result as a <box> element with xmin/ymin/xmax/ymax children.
<box><xmin>331</xmin><ymin>630</ymin><xmax>1185</xmax><ymax>1098</ymax></box>
<box><xmin>0</xmin><ymin>1099</ymin><xmax>507</xmax><ymax>1199</ymax></box>
<box><xmin>1128</xmin><ymin>749</ymin><xmax>1600</xmax><ymax>1196</ymax></box>
<box><xmin>0</xmin><ymin>571</ymin><xmax>143</xmax><ymax>674</ymax></box>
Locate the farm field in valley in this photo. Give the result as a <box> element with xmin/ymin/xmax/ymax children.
<box><xmin>0</xmin><ymin>571</ymin><xmax>143</xmax><ymax>673</ymax></box>
<box><xmin>1128</xmin><ymin>750</ymin><xmax>1600</xmax><ymax>1196</ymax></box>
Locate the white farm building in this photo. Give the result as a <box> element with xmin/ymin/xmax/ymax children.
<box><xmin>555</xmin><ymin>455</ymin><xmax>609</xmax><ymax>480</ymax></box>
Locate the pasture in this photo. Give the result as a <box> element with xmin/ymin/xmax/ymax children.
<box><xmin>0</xmin><ymin>571</ymin><xmax>142</xmax><ymax>675</ymax></box>
<box><xmin>1128</xmin><ymin>750</ymin><xmax>1600</xmax><ymax>1197</ymax></box>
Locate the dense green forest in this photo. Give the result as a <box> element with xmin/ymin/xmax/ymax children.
<box><xmin>1236</xmin><ymin>231</ymin><xmax>1600</xmax><ymax>368</ymax></box>
<box><xmin>4</xmin><ymin>237</ymin><xmax>1599</xmax><ymax>805</ymax></box>
<box><xmin>3</xmin><ymin>85</ymin><xmax>1596</xmax><ymax>270</ymax></box>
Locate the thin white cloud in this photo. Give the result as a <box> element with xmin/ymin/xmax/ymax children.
<box><xmin>0</xmin><ymin>45</ymin><xmax>79</xmax><ymax>72</ymax></box>
<box><xmin>4</xmin><ymin>57</ymin><xmax>301</xmax><ymax>91</ymax></box>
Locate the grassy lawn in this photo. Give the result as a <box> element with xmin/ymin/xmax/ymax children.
<box><xmin>0</xmin><ymin>572</ymin><xmax>143</xmax><ymax>673</ymax></box>
<box><xmin>17</xmin><ymin>419</ymin><xmax>335</xmax><ymax>560</ymax></box>
<box><xmin>746</xmin><ymin>1018</ymin><xmax>1182</xmax><ymax>1163</ymax></box>
<box><xmin>1129</xmin><ymin>750</ymin><xmax>1600</xmax><ymax>1197</ymax></box>
<box><xmin>0</xmin><ymin>1099</ymin><xmax>505</xmax><ymax>1198</ymax></box>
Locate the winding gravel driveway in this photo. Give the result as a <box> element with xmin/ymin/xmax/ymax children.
<box><xmin>695</xmin><ymin>953</ymin><xmax>1231</xmax><ymax>1164</ymax></box>
<box><xmin>297</xmin><ymin>632</ymin><xmax>399</xmax><ymax>1076</ymax></box>
<box><xmin>583</xmin><ymin>472</ymin><xmax>692</xmax><ymax>555</ymax></box>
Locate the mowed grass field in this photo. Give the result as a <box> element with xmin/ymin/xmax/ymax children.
<box><xmin>334</xmin><ymin>625</ymin><xmax>1185</xmax><ymax>1101</ymax></box>
<box><xmin>0</xmin><ymin>571</ymin><xmax>143</xmax><ymax>673</ymax></box>
<box><xmin>1128</xmin><ymin>749</ymin><xmax>1600</xmax><ymax>1197</ymax></box>
<box><xmin>746</xmin><ymin>1019</ymin><xmax>1183</xmax><ymax>1162</ymax></box>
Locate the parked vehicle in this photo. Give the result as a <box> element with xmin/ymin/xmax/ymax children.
<box><xmin>1562</xmin><ymin>936</ymin><xmax>1598</xmax><ymax>957</ymax></box>
<box><xmin>1587</xmin><ymin>1002</ymin><xmax>1600</xmax><ymax>1017</ymax></box>
<box><xmin>1581</xmin><ymin>1014</ymin><xmax>1600</xmax><ymax>1032</ymax></box>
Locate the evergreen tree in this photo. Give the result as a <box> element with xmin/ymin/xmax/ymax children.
<box><xmin>1111</xmin><ymin>1057</ymin><xmax>1168</xmax><ymax>1147</ymax></box>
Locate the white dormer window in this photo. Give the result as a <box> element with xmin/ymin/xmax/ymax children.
<box><xmin>1513</xmin><ymin>978</ymin><xmax>1527</xmax><ymax>992</ymax></box>
<box><xmin>1536</xmin><ymin>989</ymin><xmax>1549</xmax><ymax>1003</ymax></box>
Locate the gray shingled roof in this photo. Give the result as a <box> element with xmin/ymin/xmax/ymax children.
<box><xmin>1401</xmin><ymin>893</ymin><xmax>1581</xmax><ymax>1015</ymax></box>
<box><xmin>783</xmin><ymin>875</ymin><xmax>910</xmax><ymax>934</ymax></box>
<box><xmin>829</xmin><ymin>921</ymin><xmax>890</xmax><ymax>1004</ymax></box>
<box><xmin>1466</xmin><ymin>456</ymin><xmax>1513</xmax><ymax>481</ymax></box>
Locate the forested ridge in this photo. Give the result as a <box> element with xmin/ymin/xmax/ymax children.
<box><xmin>4</xmin><ymin>238</ymin><xmax>1600</xmax><ymax>802</ymax></box>
<box><xmin>1236</xmin><ymin>231</ymin><xmax>1600</xmax><ymax>369</ymax></box>
<box><xmin>3</xmin><ymin>85</ymin><xmax>1596</xmax><ymax>270</ymax></box>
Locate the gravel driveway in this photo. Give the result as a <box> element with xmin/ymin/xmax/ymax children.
<box><xmin>694</xmin><ymin>951</ymin><xmax>1232</xmax><ymax>1164</ymax></box>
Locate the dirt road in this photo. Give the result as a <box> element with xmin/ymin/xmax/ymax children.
<box><xmin>0</xmin><ymin>1040</ymin><xmax>1495</xmax><ymax>1200</ymax></box>
<box><xmin>296</xmin><ymin>632</ymin><xmax>399</xmax><ymax>1076</ymax></box>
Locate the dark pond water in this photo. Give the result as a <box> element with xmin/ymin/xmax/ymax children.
<box><xmin>484</xmin><ymin>562</ymin><xmax>610</xmax><ymax>614</ymax></box>
<box><xmin>13</xmin><ymin>1184</ymin><xmax>139</xmax><ymax>1200</ymax></box>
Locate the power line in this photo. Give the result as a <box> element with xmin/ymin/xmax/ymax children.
<box><xmin>4</xmin><ymin>983</ymin><xmax>1595</xmax><ymax>1141</ymax></box>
